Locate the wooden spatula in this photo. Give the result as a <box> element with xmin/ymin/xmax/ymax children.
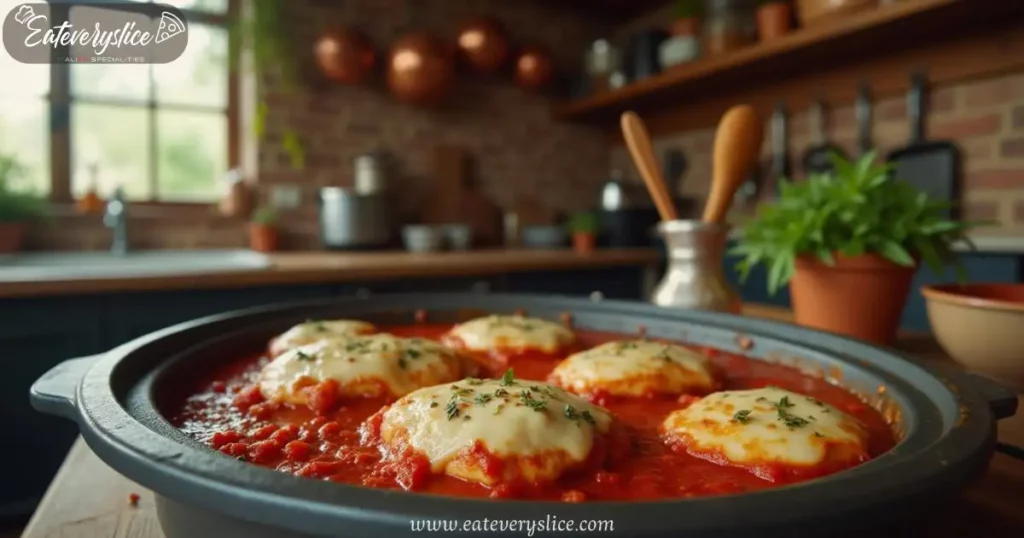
<box><xmin>620</xmin><ymin>111</ymin><xmax>679</xmax><ymax>222</ymax></box>
<box><xmin>703</xmin><ymin>105</ymin><xmax>764</xmax><ymax>224</ymax></box>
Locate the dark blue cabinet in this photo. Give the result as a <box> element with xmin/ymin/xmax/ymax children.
<box><xmin>506</xmin><ymin>267</ymin><xmax>646</xmax><ymax>300</ymax></box>
<box><xmin>0</xmin><ymin>297</ymin><xmax>105</xmax><ymax>519</ymax></box>
<box><xmin>106</xmin><ymin>285</ymin><xmax>337</xmax><ymax>346</ymax></box>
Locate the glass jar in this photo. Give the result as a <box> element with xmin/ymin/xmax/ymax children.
<box><xmin>704</xmin><ymin>0</ymin><xmax>756</xmax><ymax>56</ymax></box>
<box><xmin>584</xmin><ymin>39</ymin><xmax>620</xmax><ymax>93</ymax></box>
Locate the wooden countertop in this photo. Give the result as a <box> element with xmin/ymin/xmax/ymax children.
<box><xmin>0</xmin><ymin>248</ymin><xmax>660</xmax><ymax>299</ymax></box>
<box><xmin>20</xmin><ymin>304</ymin><xmax>1024</xmax><ymax>538</ymax></box>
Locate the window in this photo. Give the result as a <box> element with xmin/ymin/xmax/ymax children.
<box><xmin>0</xmin><ymin>0</ymin><xmax>49</xmax><ymax>196</ymax></box>
<box><xmin>0</xmin><ymin>0</ymin><xmax>235</xmax><ymax>203</ymax></box>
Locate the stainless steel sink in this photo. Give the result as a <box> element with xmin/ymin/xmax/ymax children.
<box><xmin>0</xmin><ymin>250</ymin><xmax>272</xmax><ymax>280</ymax></box>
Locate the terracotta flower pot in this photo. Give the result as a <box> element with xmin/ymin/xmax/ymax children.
<box><xmin>249</xmin><ymin>224</ymin><xmax>278</xmax><ymax>253</ymax></box>
<box><xmin>790</xmin><ymin>253</ymin><xmax>916</xmax><ymax>345</ymax></box>
<box><xmin>757</xmin><ymin>2</ymin><xmax>793</xmax><ymax>41</ymax></box>
<box><xmin>0</xmin><ymin>222</ymin><xmax>28</xmax><ymax>253</ymax></box>
<box><xmin>670</xmin><ymin>17</ymin><xmax>699</xmax><ymax>37</ymax></box>
<box><xmin>572</xmin><ymin>232</ymin><xmax>595</xmax><ymax>254</ymax></box>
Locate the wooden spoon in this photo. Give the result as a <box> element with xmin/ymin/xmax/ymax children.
<box><xmin>620</xmin><ymin>111</ymin><xmax>679</xmax><ymax>222</ymax></box>
<box><xmin>702</xmin><ymin>105</ymin><xmax>764</xmax><ymax>224</ymax></box>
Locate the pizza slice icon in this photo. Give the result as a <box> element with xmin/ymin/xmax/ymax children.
<box><xmin>155</xmin><ymin>11</ymin><xmax>186</xmax><ymax>44</ymax></box>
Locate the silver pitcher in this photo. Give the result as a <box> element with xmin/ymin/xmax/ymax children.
<box><xmin>651</xmin><ymin>220</ymin><xmax>741</xmax><ymax>314</ymax></box>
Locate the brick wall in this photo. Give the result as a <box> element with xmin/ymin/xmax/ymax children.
<box><xmin>610</xmin><ymin>72</ymin><xmax>1024</xmax><ymax>233</ymax></box>
<box><xmin>29</xmin><ymin>0</ymin><xmax>609</xmax><ymax>251</ymax></box>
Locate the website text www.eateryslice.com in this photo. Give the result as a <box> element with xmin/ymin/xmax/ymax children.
<box><xmin>410</xmin><ymin>516</ymin><xmax>614</xmax><ymax>535</ymax></box>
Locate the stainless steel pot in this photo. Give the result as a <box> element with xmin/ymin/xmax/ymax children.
<box><xmin>318</xmin><ymin>187</ymin><xmax>392</xmax><ymax>250</ymax></box>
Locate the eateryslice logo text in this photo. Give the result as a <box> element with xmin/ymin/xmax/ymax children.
<box><xmin>12</xmin><ymin>4</ymin><xmax>185</xmax><ymax>56</ymax></box>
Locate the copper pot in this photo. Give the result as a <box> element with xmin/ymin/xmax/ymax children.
<box><xmin>386</xmin><ymin>32</ymin><xmax>455</xmax><ymax>106</ymax></box>
<box><xmin>456</xmin><ymin>17</ymin><xmax>511</xmax><ymax>73</ymax></box>
<box><xmin>314</xmin><ymin>29</ymin><xmax>376</xmax><ymax>85</ymax></box>
<box><xmin>514</xmin><ymin>45</ymin><xmax>554</xmax><ymax>90</ymax></box>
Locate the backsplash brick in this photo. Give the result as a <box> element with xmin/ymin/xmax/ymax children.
<box><xmin>610</xmin><ymin>71</ymin><xmax>1024</xmax><ymax>233</ymax></box>
<box><xmin>29</xmin><ymin>0</ymin><xmax>609</xmax><ymax>251</ymax></box>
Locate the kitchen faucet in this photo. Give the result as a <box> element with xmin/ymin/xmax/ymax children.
<box><xmin>103</xmin><ymin>186</ymin><xmax>129</xmax><ymax>255</ymax></box>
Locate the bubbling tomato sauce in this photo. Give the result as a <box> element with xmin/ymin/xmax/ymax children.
<box><xmin>170</xmin><ymin>324</ymin><xmax>896</xmax><ymax>501</ymax></box>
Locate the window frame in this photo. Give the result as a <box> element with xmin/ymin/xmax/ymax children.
<box><xmin>44</xmin><ymin>0</ymin><xmax>240</xmax><ymax>207</ymax></box>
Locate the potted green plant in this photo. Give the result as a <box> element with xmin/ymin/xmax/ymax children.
<box><xmin>660</xmin><ymin>0</ymin><xmax>703</xmax><ymax>68</ymax></box>
<box><xmin>731</xmin><ymin>151</ymin><xmax>981</xmax><ymax>345</ymax></box>
<box><xmin>756</xmin><ymin>0</ymin><xmax>794</xmax><ymax>41</ymax></box>
<box><xmin>0</xmin><ymin>154</ymin><xmax>48</xmax><ymax>252</ymax></box>
<box><xmin>567</xmin><ymin>211</ymin><xmax>599</xmax><ymax>254</ymax></box>
<box><xmin>233</xmin><ymin>0</ymin><xmax>305</xmax><ymax>170</ymax></box>
<box><xmin>249</xmin><ymin>206</ymin><xmax>279</xmax><ymax>253</ymax></box>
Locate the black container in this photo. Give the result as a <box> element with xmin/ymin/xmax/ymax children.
<box><xmin>31</xmin><ymin>293</ymin><xmax>1018</xmax><ymax>538</ymax></box>
<box><xmin>624</xmin><ymin>29</ymin><xmax>669</xmax><ymax>82</ymax></box>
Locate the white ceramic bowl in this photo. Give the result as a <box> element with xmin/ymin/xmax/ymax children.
<box><xmin>401</xmin><ymin>225</ymin><xmax>444</xmax><ymax>253</ymax></box>
<box><xmin>443</xmin><ymin>224</ymin><xmax>473</xmax><ymax>251</ymax></box>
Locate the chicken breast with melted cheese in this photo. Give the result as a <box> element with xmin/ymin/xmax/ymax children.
<box><xmin>548</xmin><ymin>340</ymin><xmax>717</xmax><ymax>398</ymax></box>
<box><xmin>372</xmin><ymin>375</ymin><xmax>626</xmax><ymax>488</ymax></box>
<box><xmin>258</xmin><ymin>334</ymin><xmax>470</xmax><ymax>404</ymax></box>
<box><xmin>442</xmin><ymin>315</ymin><xmax>575</xmax><ymax>356</ymax></box>
<box><xmin>661</xmin><ymin>386</ymin><xmax>870</xmax><ymax>482</ymax></box>
<box><xmin>268</xmin><ymin>319</ymin><xmax>376</xmax><ymax>356</ymax></box>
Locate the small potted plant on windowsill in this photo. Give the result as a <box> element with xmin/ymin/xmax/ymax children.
<box><xmin>567</xmin><ymin>211</ymin><xmax>599</xmax><ymax>255</ymax></box>
<box><xmin>0</xmin><ymin>154</ymin><xmax>48</xmax><ymax>253</ymax></box>
<box><xmin>249</xmin><ymin>206</ymin><xmax>279</xmax><ymax>253</ymax></box>
<box><xmin>731</xmin><ymin>151</ymin><xmax>983</xmax><ymax>345</ymax></box>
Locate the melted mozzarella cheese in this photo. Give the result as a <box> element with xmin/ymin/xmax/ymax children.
<box><xmin>259</xmin><ymin>334</ymin><xmax>465</xmax><ymax>403</ymax></box>
<box><xmin>268</xmin><ymin>319</ymin><xmax>375</xmax><ymax>356</ymax></box>
<box><xmin>549</xmin><ymin>340</ymin><xmax>716</xmax><ymax>397</ymax></box>
<box><xmin>378</xmin><ymin>378</ymin><xmax>613</xmax><ymax>486</ymax></box>
<box><xmin>661</xmin><ymin>387</ymin><xmax>868</xmax><ymax>472</ymax></box>
<box><xmin>443</xmin><ymin>315</ymin><xmax>575</xmax><ymax>355</ymax></box>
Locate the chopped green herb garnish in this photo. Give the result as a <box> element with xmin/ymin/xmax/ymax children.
<box><xmin>406</xmin><ymin>349</ymin><xmax>421</xmax><ymax>359</ymax></box>
<box><xmin>529</xmin><ymin>385</ymin><xmax>540</xmax><ymax>392</ymax></box>
<box><xmin>398</xmin><ymin>357</ymin><xmax>407</xmax><ymax>369</ymax></box>
<box><xmin>493</xmin><ymin>403</ymin><xmax>505</xmax><ymax>415</ymax></box>
<box><xmin>467</xmin><ymin>378</ymin><xmax>483</xmax><ymax>386</ymax></box>
<box><xmin>474</xmin><ymin>393</ymin><xmax>493</xmax><ymax>405</ymax></box>
<box><xmin>564</xmin><ymin>405</ymin><xmax>598</xmax><ymax>427</ymax></box>
<box><xmin>520</xmin><ymin>390</ymin><xmax>547</xmax><ymax>412</ymax></box>
<box><xmin>430</xmin><ymin>402</ymin><xmax>439</xmax><ymax>408</ymax></box>
<box><xmin>771</xmin><ymin>396</ymin><xmax>808</xmax><ymax>428</ymax></box>
<box><xmin>296</xmin><ymin>351</ymin><xmax>315</xmax><ymax>362</ymax></box>
<box><xmin>500</xmin><ymin>369</ymin><xmax>516</xmax><ymax>386</ymax></box>
<box><xmin>494</xmin><ymin>388</ymin><xmax>509</xmax><ymax>397</ymax></box>
<box><xmin>780</xmin><ymin>414</ymin><xmax>809</xmax><ymax>428</ymax></box>
<box><xmin>445</xmin><ymin>399</ymin><xmax>460</xmax><ymax>420</ymax></box>
<box><xmin>814</xmin><ymin>431</ymin><xmax>824</xmax><ymax>438</ymax></box>
<box><xmin>732</xmin><ymin>409</ymin><xmax>752</xmax><ymax>424</ymax></box>
<box><xmin>463</xmin><ymin>415</ymin><xmax>472</xmax><ymax>421</ymax></box>
<box><xmin>454</xmin><ymin>388</ymin><xmax>473</xmax><ymax>396</ymax></box>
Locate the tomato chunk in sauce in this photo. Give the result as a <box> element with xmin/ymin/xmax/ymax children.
<box><xmin>169</xmin><ymin>324</ymin><xmax>895</xmax><ymax>501</ymax></box>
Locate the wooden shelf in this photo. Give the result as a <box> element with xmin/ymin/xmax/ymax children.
<box><xmin>554</xmin><ymin>0</ymin><xmax>1024</xmax><ymax>125</ymax></box>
